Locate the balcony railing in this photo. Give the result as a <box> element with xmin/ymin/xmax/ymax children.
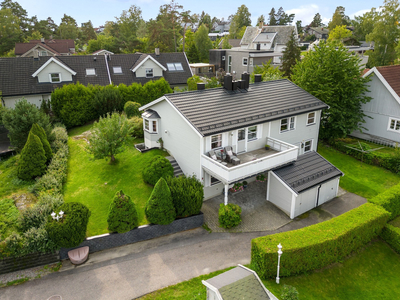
<box><xmin>201</xmin><ymin>137</ymin><xmax>298</xmax><ymax>184</ymax></box>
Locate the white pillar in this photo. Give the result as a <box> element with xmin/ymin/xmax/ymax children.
<box><xmin>224</xmin><ymin>184</ymin><xmax>229</xmax><ymax>205</ymax></box>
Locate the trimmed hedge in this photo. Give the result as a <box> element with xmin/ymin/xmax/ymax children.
<box><xmin>251</xmin><ymin>203</ymin><xmax>390</xmax><ymax>279</ymax></box>
<box><xmin>368</xmin><ymin>184</ymin><xmax>400</xmax><ymax>220</ymax></box>
<box><xmin>142</xmin><ymin>155</ymin><xmax>174</xmax><ymax>186</ymax></box>
<box><xmin>380</xmin><ymin>223</ymin><xmax>400</xmax><ymax>254</ymax></box>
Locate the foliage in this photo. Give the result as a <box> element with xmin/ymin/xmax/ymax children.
<box><xmin>87</xmin><ymin>112</ymin><xmax>130</xmax><ymax>163</ymax></box>
<box><xmin>256</xmin><ymin>174</ymin><xmax>267</xmax><ymax>182</ymax></box>
<box><xmin>251</xmin><ymin>203</ymin><xmax>389</xmax><ymax>279</ymax></box>
<box><xmin>251</xmin><ymin>61</ymin><xmax>284</xmax><ymax>82</ymax></box>
<box><xmin>17</xmin><ymin>131</ymin><xmax>46</xmax><ymax>181</ymax></box>
<box><xmin>309</xmin><ymin>13</ymin><xmax>323</xmax><ymax>27</ymax></box>
<box><xmin>0</xmin><ymin>198</ymin><xmax>19</xmax><ymax>239</ymax></box>
<box><xmin>328</xmin><ymin>25</ymin><xmax>353</xmax><ymax>44</ymax></box>
<box><xmin>380</xmin><ymin>222</ymin><xmax>400</xmax><ymax>254</ymax></box>
<box><xmin>187</xmin><ymin>75</ymin><xmax>202</xmax><ymax>91</ymax></box>
<box><xmin>194</xmin><ymin>24</ymin><xmax>213</xmax><ymax>62</ymax></box>
<box><xmin>221</xmin><ymin>36</ymin><xmax>232</xmax><ymax>49</ymax></box>
<box><xmin>142</xmin><ymin>155</ymin><xmax>174</xmax><ymax>186</ymax></box>
<box><xmin>128</xmin><ymin>116</ymin><xmax>144</xmax><ymax>138</ymax></box>
<box><xmin>230</xmin><ymin>182</ymin><xmax>243</xmax><ymax>193</ymax></box>
<box><xmin>292</xmin><ymin>41</ymin><xmax>371</xmax><ymax>140</ymax></box>
<box><xmin>166</xmin><ymin>175</ymin><xmax>203</xmax><ymax>217</ymax></box>
<box><xmin>145</xmin><ymin>177</ymin><xmax>176</xmax><ymax>225</ymax></box>
<box><xmin>107</xmin><ymin>190</ymin><xmax>138</xmax><ymax>233</ymax></box>
<box><xmin>22</xmin><ymin>226</ymin><xmax>57</xmax><ymax>254</ymax></box>
<box><xmin>352</xmin><ymin>9</ymin><xmax>376</xmax><ymax>41</ymax></box>
<box><xmin>58</xmin><ymin>14</ymin><xmax>79</xmax><ymax>39</ymax></box>
<box><xmin>205</xmin><ymin>77</ymin><xmax>221</xmax><ymax>89</ymax></box>
<box><xmin>45</xmin><ymin>202</ymin><xmax>91</xmax><ymax>248</ymax></box>
<box><xmin>328</xmin><ymin>6</ymin><xmax>350</xmax><ymax>31</ymax></box>
<box><xmin>30</xmin><ymin>123</ymin><xmax>53</xmax><ymax>162</ymax></box>
<box><xmin>0</xmin><ymin>8</ymin><xmax>21</xmax><ymax>55</ymax></box>
<box><xmin>124</xmin><ymin>101</ymin><xmax>141</xmax><ymax>118</ymax></box>
<box><xmin>280</xmin><ymin>30</ymin><xmax>301</xmax><ymax>79</ymax></box>
<box><xmin>229</xmin><ymin>5</ymin><xmax>251</xmax><ymax>38</ymax></box>
<box><xmin>51</xmin><ymin>126</ymin><xmax>68</xmax><ymax>151</ymax></box>
<box><xmin>87</xmin><ymin>35</ymin><xmax>119</xmax><ymax>54</ymax></box>
<box><xmin>2</xmin><ymin>98</ymin><xmax>54</xmax><ymax>151</ymax></box>
<box><xmin>92</xmin><ymin>85</ymin><xmax>124</xmax><ymax>117</ymax></box>
<box><xmin>218</xmin><ymin>203</ymin><xmax>242</xmax><ymax>229</ymax></box>
<box><xmin>281</xmin><ymin>285</ymin><xmax>299</xmax><ymax>300</ymax></box>
<box><xmin>369</xmin><ymin>184</ymin><xmax>400</xmax><ymax>220</ymax></box>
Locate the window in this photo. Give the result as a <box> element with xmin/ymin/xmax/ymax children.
<box><xmin>40</xmin><ymin>51</ymin><xmax>47</xmax><ymax>56</ymax></box>
<box><xmin>304</xmin><ymin>140</ymin><xmax>312</xmax><ymax>152</ymax></box>
<box><xmin>389</xmin><ymin>118</ymin><xmax>400</xmax><ymax>132</ymax></box>
<box><xmin>166</xmin><ymin>63</ymin><xmax>183</xmax><ymax>71</ymax></box>
<box><xmin>247</xmin><ymin>126</ymin><xmax>257</xmax><ymax>140</ymax></box>
<box><xmin>242</xmin><ymin>58</ymin><xmax>248</xmax><ymax>66</ymax></box>
<box><xmin>167</xmin><ymin>63</ymin><xmax>175</xmax><ymax>71</ymax></box>
<box><xmin>86</xmin><ymin>68</ymin><xmax>96</xmax><ymax>76</ymax></box>
<box><xmin>152</xmin><ymin>121</ymin><xmax>157</xmax><ymax>132</ymax></box>
<box><xmin>49</xmin><ymin>73</ymin><xmax>61</xmax><ymax>83</ymax></box>
<box><xmin>146</xmin><ymin>68</ymin><xmax>153</xmax><ymax>78</ymax></box>
<box><xmin>238</xmin><ymin>129</ymin><xmax>245</xmax><ymax>141</ymax></box>
<box><xmin>211</xmin><ymin>176</ymin><xmax>220</xmax><ymax>186</ymax></box>
<box><xmin>211</xmin><ymin>134</ymin><xmax>222</xmax><ymax>149</ymax></box>
<box><xmin>228</xmin><ymin>56</ymin><xmax>232</xmax><ymax>73</ymax></box>
<box><xmin>113</xmin><ymin>66</ymin><xmax>122</xmax><ymax>74</ymax></box>
<box><xmin>280</xmin><ymin>117</ymin><xmax>295</xmax><ymax>132</ymax></box>
<box><xmin>307</xmin><ymin>112</ymin><xmax>316</xmax><ymax>125</ymax></box>
<box><xmin>144</xmin><ymin>119</ymin><xmax>149</xmax><ymax>131</ymax></box>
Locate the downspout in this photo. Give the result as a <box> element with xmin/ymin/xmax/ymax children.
<box><xmin>316</xmin><ymin>185</ymin><xmax>321</xmax><ymax>207</ymax></box>
<box><xmin>104</xmin><ymin>54</ymin><xmax>112</xmax><ymax>85</ymax></box>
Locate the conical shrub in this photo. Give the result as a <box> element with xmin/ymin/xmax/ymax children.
<box><xmin>17</xmin><ymin>131</ymin><xmax>46</xmax><ymax>180</ymax></box>
<box><xmin>107</xmin><ymin>190</ymin><xmax>138</xmax><ymax>233</ymax></box>
<box><xmin>30</xmin><ymin>123</ymin><xmax>53</xmax><ymax>162</ymax></box>
<box><xmin>145</xmin><ymin>177</ymin><xmax>176</xmax><ymax>225</ymax></box>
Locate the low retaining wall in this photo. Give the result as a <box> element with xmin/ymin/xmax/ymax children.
<box><xmin>60</xmin><ymin>212</ymin><xmax>204</xmax><ymax>259</ymax></box>
<box><xmin>0</xmin><ymin>251</ymin><xmax>60</xmax><ymax>275</ymax></box>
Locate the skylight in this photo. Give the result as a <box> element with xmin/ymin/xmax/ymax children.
<box><xmin>167</xmin><ymin>63</ymin><xmax>183</xmax><ymax>71</ymax></box>
<box><xmin>113</xmin><ymin>66</ymin><xmax>122</xmax><ymax>74</ymax></box>
<box><xmin>86</xmin><ymin>68</ymin><xmax>96</xmax><ymax>76</ymax></box>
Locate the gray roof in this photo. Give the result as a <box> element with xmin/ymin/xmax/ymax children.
<box><xmin>164</xmin><ymin>79</ymin><xmax>328</xmax><ymax>136</ymax></box>
<box><xmin>0</xmin><ymin>53</ymin><xmax>192</xmax><ymax>97</ymax></box>
<box><xmin>241</xmin><ymin>27</ymin><xmax>259</xmax><ymax>45</ymax></box>
<box><xmin>204</xmin><ymin>266</ymin><xmax>269</xmax><ymax>300</ymax></box>
<box><xmin>273</xmin><ymin>151</ymin><xmax>343</xmax><ymax>194</ymax></box>
<box><xmin>241</xmin><ymin>26</ymin><xmax>296</xmax><ymax>47</ymax></box>
<box><xmin>142</xmin><ymin>109</ymin><xmax>160</xmax><ymax>119</ymax></box>
<box><xmin>253</xmin><ymin>32</ymin><xmax>277</xmax><ymax>43</ymax></box>
<box><xmin>309</xmin><ymin>27</ymin><xmax>330</xmax><ymax>35</ymax></box>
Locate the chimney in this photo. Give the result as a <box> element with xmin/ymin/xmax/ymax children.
<box><xmin>232</xmin><ymin>81</ymin><xmax>238</xmax><ymax>90</ymax></box>
<box><xmin>241</xmin><ymin>72</ymin><xmax>250</xmax><ymax>89</ymax></box>
<box><xmin>197</xmin><ymin>83</ymin><xmax>205</xmax><ymax>90</ymax></box>
<box><xmin>254</xmin><ymin>74</ymin><xmax>262</xmax><ymax>83</ymax></box>
<box><xmin>237</xmin><ymin>79</ymin><xmax>245</xmax><ymax>89</ymax></box>
<box><xmin>155</xmin><ymin>48</ymin><xmax>160</xmax><ymax>56</ymax></box>
<box><xmin>106</xmin><ymin>53</ymin><xmax>111</xmax><ymax>61</ymax></box>
<box><xmin>224</xmin><ymin>74</ymin><xmax>233</xmax><ymax>90</ymax></box>
<box><xmin>93</xmin><ymin>56</ymin><xmax>97</xmax><ymax>61</ymax></box>
<box><xmin>41</xmin><ymin>38</ymin><xmax>45</xmax><ymax>43</ymax></box>
<box><xmin>33</xmin><ymin>50</ymin><xmax>39</xmax><ymax>60</ymax></box>
<box><xmin>259</xmin><ymin>21</ymin><xmax>263</xmax><ymax>28</ymax></box>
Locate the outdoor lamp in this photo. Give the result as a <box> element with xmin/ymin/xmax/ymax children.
<box><xmin>276</xmin><ymin>243</ymin><xmax>283</xmax><ymax>284</ymax></box>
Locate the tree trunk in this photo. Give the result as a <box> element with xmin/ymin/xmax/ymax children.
<box><xmin>182</xmin><ymin>24</ymin><xmax>187</xmax><ymax>53</ymax></box>
<box><xmin>110</xmin><ymin>154</ymin><xmax>115</xmax><ymax>163</ymax></box>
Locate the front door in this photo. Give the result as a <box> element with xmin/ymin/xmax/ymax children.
<box><xmin>237</xmin><ymin>129</ymin><xmax>246</xmax><ymax>153</ymax></box>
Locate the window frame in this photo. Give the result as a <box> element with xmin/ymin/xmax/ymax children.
<box><xmin>280</xmin><ymin>116</ymin><xmax>296</xmax><ymax>133</ymax></box>
<box><xmin>113</xmin><ymin>66</ymin><xmax>122</xmax><ymax>74</ymax></box>
<box><xmin>247</xmin><ymin>126</ymin><xmax>257</xmax><ymax>141</ymax></box>
<box><xmin>242</xmin><ymin>57</ymin><xmax>248</xmax><ymax>66</ymax></box>
<box><xmin>388</xmin><ymin>118</ymin><xmax>400</xmax><ymax>133</ymax></box>
<box><xmin>152</xmin><ymin>120</ymin><xmax>157</xmax><ymax>133</ymax></box>
<box><xmin>211</xmin><ymin>134</ymin><xmax>222</xmax><ymax>150</ymax></box>
<box><xmin>49</xmin><ymin>73</ymin><xmax>61</xmax><ymax>83</ymax></box>
<box><xmin>143</xmin><ymin>118</ymin><xmax>158</xmax><ymax>134</ymax></box>
<box><xmin>228</xmin><ymin>55</ymin><xmax>232</xmax><ymax>73</ymax></box>
<box><xmin>146</xmin><ymin>68</ymin><xmax>154</xmax><ymax>78</ymax></box>
<box><xmin>307</xmin><ymin>112</ymin><xmax>316</xmax><ymax>126</ymax></box>
<box><xmin>210</xmin><ymin>176</ymin><xmax>221</xmax><ymax>186</ymax></box>
<box><xmin>86</xmin><ymin>68</ymin><xmax>96</xmax><ymax>76</ymax></box>
<box><xmin>144</xmin><ymin>119</ymin><xmax>149</xmax><ymax>131</ymax></box>
<box><xmin>304</xmin><ymin>139</ymin><xmax>312</xmax><ymax>153</ymax></box>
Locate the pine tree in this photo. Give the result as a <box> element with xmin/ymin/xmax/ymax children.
<box><xmin>107</xmin><ymin>190</ymin><xmax>138</xmax><ymax>233</ymax></box>
<box><xmin>280</xmin><ymin>30</ymin><xmax>301</xmax><ymax>79</ymax></box>
<box><xmin>268</xmin><ymin>8</ymin><xmax>277</xmax><ymax>25</ymax></box>
<box><xmin>30</xmin><ymin>123</ymin><xmax>53</xmax><ymax>162</ymax></box>
<box><xmin>17</xmin><ymin>131</ymin><xmax>46</xmax><ymax>181</ymax></box>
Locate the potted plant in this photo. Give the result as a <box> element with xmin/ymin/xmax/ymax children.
<box><xmin>265</xmin><ymin>144</ymin><xmax>270</xmax><ymax>150</ymax></box>
<box><xmin>256</xmin><ymin>174</ymin><xmax>266</xmax><ymax>182</ymax></box>
<box><xmin>229</xmin><ymin>182</ymin><xmax>244</xmax><ymax>193</ymax></box>
<box><xmin>243</xmin><ymin>181</ymin><xmax>248</xmax><ymax>188</ymax></box>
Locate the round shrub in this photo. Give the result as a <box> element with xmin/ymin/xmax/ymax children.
<box><xmin>281</xmin><ymin>285</ymin><xmax>299</xmax><ymax>300</ymax></box>
<box><xmin>23</xmin><ymin>226</ymin><xmax>57</xmax><ymax>254</ymax></box>
<box><xmin>124</xmin><ymin>101</ymin><xmax>141</xmax><ymax>118</ymax></box>
<box><xmin>17</xmin><ymin>131</ymin><xmax>47</xmax><ymax>181</ymax></box>
<box><xmin>218</xmin><ymin>203</ymin><xmax>242</xmax><ymax>229</ymax></box>
<box><xmin>145</xmin><ymin>178</ymin><xmax>176</xmax><ymax>225</ymax></box>
<box><xmin>45</xmin><ymin>202</ymin><xmax>91</xmax><ymax>248</ymax></box>
<box><xmin>142</xmin><ymin>155</ymin><xmax>174</xmax><ymax>186</ymax></box>
<box><xmin>30</xmin><ymin>123</ymin><xmax>53</xmax><ymax>162</ymax></box>
<box><xmin>166</xmin><ymin>175</ymin><xmax>204</xmax><ymax>218</ymax></box>
<box><xmin>128</xmin><ymin>116</ymin><xmax>144</xmax><ymax>138</ymax></box>
<box><xmin>107</xmin><ymin>190</ymin><xmax>138</xmax><ymax>233</ymax></box>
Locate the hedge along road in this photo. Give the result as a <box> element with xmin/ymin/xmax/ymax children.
<box><xmin>1</xmin><ymin>192</ymin><xmax>366</xmax><ymax>300</ymax></box>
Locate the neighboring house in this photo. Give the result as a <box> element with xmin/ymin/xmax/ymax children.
<box><xmin>15</xmin><ymin>39</ymin><xmax>75</xmax><ymax>57</ymax></box>
<box><xmin>208</xmin><ymin>32</ymin><xmax>229</xmax><ymax>41</ymax></box>
<box><xmin>304</xmin><ymin>27</ymin><xmax>329</xmax><ymax>40</ymax></box>
<box><xmin>202</xmin><ymin>264</ymin><xmax>278</xmax><ymax>300</ymax></box>
<box><xmin>209</xmin><ymin>25</ymin><xmax>298</xmax><ymax>75</ymax></box>
<box><xmin>139</xmin><ymin>73</ymin><xmax>343</xmax><ymax>219</ymax></box>
<box><xmin>351</xmin><ymin>65</ymin><xmax>400</xmax><ymax>146</ymax></box>
<box><xmin>189</xmin><ymin>63</ymin><xmax>215</xmax><ymax>77</ymax></box>
<box><xmin>212</xmin><ymin>19</ymin><xmax>231</xmax><ymax>33</ymax></box>
<box><xmin>345</xmin><ymin>41</ymin><xmax>374</xmax><ymax>69</ymax></box>
<box><xmin>0</xmin><ymin>50</ymin><xmax>192</xmax><ymax>108</ymax></box>
<box><xmin>92</xmin><ymin>49</ymin><xmax>114</xmax><ymax>56</ymax></box>
<box><xmin>218</xmin><ymin>39</ymin><xmax>241</xmax><ymax>49</ymax></box>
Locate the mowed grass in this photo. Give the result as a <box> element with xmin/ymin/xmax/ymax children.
<box><xmin>0</xmin><ymin>155</ymin><xmax>32</xmax><ymax>198</ymax></box>
<box><xmin>140</xmin><ymin>240</ymin><xmax>400</xmax><ymax>300</ymax></box>
<box><xmin>318</xmin><ymin>143</ymin><xmax>400</xmax><ymax>199</ymax></box>
<box><xmin>64</xmin><ymin>130</ymin><xmax>167</xmax><ymax>237</ymax></box>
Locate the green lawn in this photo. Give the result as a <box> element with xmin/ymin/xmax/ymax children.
<box><xmin>0</xmin><ymin>155</ymin><xmax>32</xmax><ymax>198</ymax></box>
<box><xmin>318</xmin><ymin>144</ymin><xmax>400</xmax><ymax>199</ymax></box>
<box><xmin>63</xmin><ymin>131</ymin><xmax>167</xmax><ymax>237</ymax></box>
<box><xmin>338</xmin><ymin>137</ymin><xmax>397</xmax><ymax>156</ymax></box>
<box><xmin>139</xmin><ymin>240</ymin><xmax>400</xmax><ymax>300</ymax></box>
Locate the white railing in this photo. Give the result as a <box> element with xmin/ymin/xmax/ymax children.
<box><xmin>201</xmin><ymin>137</ymin><xmax>298</xmax><ymax>184</ymax></box>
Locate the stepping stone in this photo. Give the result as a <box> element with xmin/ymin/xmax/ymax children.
<box><xmin>68</xmin><ymin>246</ymin><xmax>89</xmax><ymax>265</ymax></box>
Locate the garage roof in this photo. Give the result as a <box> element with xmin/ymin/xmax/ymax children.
<box><xmin>273</xmin><ymin>151</ymin><xmax>343</xmax><ymax>194</ymax></box>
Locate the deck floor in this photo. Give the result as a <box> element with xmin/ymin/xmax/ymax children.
<box><xmin>225</xmin><ymin>148</ymin><xmax>279</xmax><ymax>168</ymax></box>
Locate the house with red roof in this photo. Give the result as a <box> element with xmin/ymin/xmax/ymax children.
<box><xmin>15</xmin><ymin>39</ymin><xmax>75</xmax><ymax>57</ymax></box>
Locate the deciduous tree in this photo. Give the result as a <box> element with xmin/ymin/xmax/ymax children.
<box><xmin>58</xmin><ymin>14</ymin><xmax>79</xmax><ymax>40</ymax></box>
<box><xmin>194</xmin><ymin>24</ymin><xmax>213</xmax><ymax>62</ymax></box>
<box><xmin>328</xmin><ymin>6</ymin><xmax>350</xmax><ymax>31</ymax></box>
<box><xmin>0</xmin><ymin>8</ymin><xmax>22</xmax><ymax>54</ymax></box>
<box><xmin>328</xmin><ymin>25</ymin><xmax>353</xmax><ymax>44</ymax></box>
<box><xmin>229</xmin><ymin>5</ymin><xmax>251</xmax><ymax>38</ymax></box>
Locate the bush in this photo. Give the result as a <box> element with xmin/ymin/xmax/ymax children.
<box><xmin>145</xmin><ymin>178</ymin><xmax>176</xmax><ymax>225</ymax></box>
<box><xmin>17</xmin><ymin>131</ymin><xmax>47</xmax><ymax>181</ymax></box>
<box><xmin>107</xmin><ymin>190</ymin><xmax>138</xmax><ymax>233</ymax></box>
<box><xmin>218</xmin><ymin>203</ymin><xmax>242</xmax><ymax>229</ymax></box>
<box><xmin>128</xmin><ymin>116</ymin><xmax>144</xmax><ymax>138</ymax></box>
<box><xmin>1</xmin><ymin>233</ymin><xmax>23</xmax><ymax>258</ymax></box>
<box><xmin>281</xmin><ymin>285</ymin><xmax>299</xmax><ymax>300</ymax></box>
<box><xmin>30</xmin><ymin>123</ymin><xmax>53</xmax><ymax>162</ymax></box>
<box><xmin>166</xmin><ymin>175</ymin><xmax>204</xmax><ymax>218</ymax></box>
<box><xmin>124</xmin><ymin>101</ymin><xmax>141</xmax><ymax>118</ymax></box>
<box><xmin>51</xmin><ymin>126</ymin><xmax>68</xmax><ymax>148</ymax></box>
<box><xmin>92</xmin><ymin>85</ymin><xmax>124</xmax><ymax>117</ymax></box>
<box><xmin>380</xmin><ymin>223</ymin><xmax>400</xmax><ymax>254</ymax></box>
<box><xmin>251</xmin><ymin>203</ymin><xmax>389</xmax><ymax>279</ymax></box>
<box><xmin>23</xmin><ymin>226</ymin><xmax>57</xmax><ymax>254</ymax></box>
<box><xmin>45</xmin><ymin>202</ymin><xmax>91</xmax><ymax>248</ymax></box>
<box><xmin>368</xmin><ymin>184</ymin><xmax>400</xmax><ymax>220</ymax></box>
<box><xmin>142</xmin><ymin>155</ymin><xmax>174</xmax><ymax>186</ymax></box>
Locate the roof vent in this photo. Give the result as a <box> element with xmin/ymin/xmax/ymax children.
<box><xmin>241</xmin><ymin>72</ymin><xmax>250</xmax><ymax>89</ymax></box>
<box><xmin>41</xmin><ymin>38</ymin><xmax>45</xmax><ymax>43</ymax></box>
<box><xmin>197</xmin><ymin>83</ymin><xmax>205</xmax><ymax>90</ymax></box>
<box><xmin>155</xmin><ymin>48</ymin><xmax>160</xmax><ymax>56</ymax></box>
<box><xmin>93</xmin><ymin>56</ymin><xmax>97</xmax><ymax>61</ymax></box>
<box><xmin>224</xmin><ymin>74</ymin><xmax>233</xmax><ymax>91</ymax></box>
<box><xmin>254</xmin><ymin>74</ymin><xmax>262</xmax><ymax>83</ymax></box>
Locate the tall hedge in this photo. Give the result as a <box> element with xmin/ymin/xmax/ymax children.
<box><xmin>45</xmin><ymin>202</ymin><xmax>91</xmax><ymax>248</ymax></box>
<box><xmin>92</xmin><ymin>85</ymin><xmax>124</xmax><ymax>117</ymax></box>
<box><xmin>142</xmin><ymin>155</ymin><xmax>174</xmax><ymax>186</ymax></box>
<box><xmin>30</xmin><ymin>123</ymin><xmax>53</xmax><ymax>162</ymax></box>
<box><xmin>124</xmin><ymin>101</ymin><xmax>141</xmax><ymax>118</ymax></box>
<box><xmin>368</xmin><ymin>184</ymin><xmax>400</xmax><ymax>220</ymax></box>
<box><xmin>380</xmin><ymin>223</ymin><xmax>400</xmax><ymax>254</ymax></box>
<box><xmin>17</xmin><ymin>131</ymin><xmax>47</xmax><ymax>180</ymax></box>
<box><xmin>166</xmin><ymin>175</ymin><xmax>204</xmax><ymax>217</ymax></box>
<box><xmin>251</xmin><ymin>203</ymin><xmax>389</xmax><ymax>279</ymax></box>
<box><xmin>145</xmin><ymin>178</ymin><xmax>176</xmax><ymax>225</ymax></box>
<box><xmin>107</xmin><ymin>190</ymin><xmax>138</xmax><ymax>233</ymax></box>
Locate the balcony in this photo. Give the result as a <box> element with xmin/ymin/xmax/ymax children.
<box><xmin>201</xmin><ymin>137</ymin><xmax>298</xmax><ymax>184</ymax></box>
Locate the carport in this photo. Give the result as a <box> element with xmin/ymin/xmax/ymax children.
<box><xmin>268</xmin><ymin>151</ymin><xmax>343</xmax><ymax>219</ymax></box>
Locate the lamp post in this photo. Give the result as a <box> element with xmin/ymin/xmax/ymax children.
<box><xmin>51</xmin><ymin>211</ymin><xmax>64</xmax><ymax>222</ymax></box>
<box><xmin>276</xmin><ymin>243</ymin><xmax>283</xmax><ymax>284</ymax></box>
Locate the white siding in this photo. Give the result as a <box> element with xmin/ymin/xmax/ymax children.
<box><xmin>135</xmin><ymin>60</ymin><xmax>164</xmax><ymax>78</ymax></box>
<box><xmin>294</xmin><ymin>187</ymin><xmax>317</xmax><ymax>217</ymax></box>
<box><xmin>318</xmin><ymin>178</ymin><xmax>339</xmax><ymax>205</ymax></box>
<box><xmin>268</xmin><ymin>172</ymin><xmax>293</xmax><ymax>216</ymax></box>
<box><xmin>3</xmin><ymin>94</ymin><xmax>50</xmax><ymax>109</ymax></box>
<box><xmin>36</xmin><ymin>61</ymin><xmax>73</xmax><ymax>83</ymax></box>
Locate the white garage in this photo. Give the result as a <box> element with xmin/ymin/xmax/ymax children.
<box><xmin>267</xmin><ymin>151</ymin><xmax>343</xmax><ymax>219</ymax></box>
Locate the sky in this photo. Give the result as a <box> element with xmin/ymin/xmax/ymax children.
<box><xmin>16</xmin><ymin>0</ymin><xmax>381</xmax><ymax>28</ymax></box>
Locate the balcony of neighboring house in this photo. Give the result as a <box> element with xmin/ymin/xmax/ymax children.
<box><xmin>201</xmin><ymin>137</ymin><xmax>298</xmax><ymax>186</ymax></box>
<box><xmin>189</xmin><ymin>63</ymin><xmax>215</xmax><ymax>78</ymax></box>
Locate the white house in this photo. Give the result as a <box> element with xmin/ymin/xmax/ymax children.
<box><xmin>139</xmin><ymin>74</ymin><xmax>343</xmax><ymax>219</ymax></box>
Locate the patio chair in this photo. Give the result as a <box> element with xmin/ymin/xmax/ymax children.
<box><xmin>208</xmin><ymin>150</ymin><xmax>222</xmax><ymax>163</ymax></box>
<box><xmin>224</xmin><ymin>146</ymin><xmax>239</xmax><ymax>164</ymax></box>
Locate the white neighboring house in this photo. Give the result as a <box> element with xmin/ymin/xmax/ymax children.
<box><xmin>139</xmin><ymin>74</ymin><xmax>343</xmax><ymax>219</ymax></box>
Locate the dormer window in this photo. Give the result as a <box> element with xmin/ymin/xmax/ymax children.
<box><xmin>86</xmin><ymin>68</ymin><xmax>96</xmax><ymax>76</ymax></box>
<box><xmin>146</xmin><ymin>68</ymin><xmax>153</xmax><ymax>78</ymax></box>
<box><xmin>40</xmin><ymin>50</ymin><xmax>47</xmax><ymax>56</ymax></box>
<box><xmin>113</xmin><ymin>66</ymin><xmax>122</xmax><ymax>74</ymax></box>
<box><xmin>49</xmin><ymin>73</ymin><xmax>61</xmax><ymax>83</ymax></box>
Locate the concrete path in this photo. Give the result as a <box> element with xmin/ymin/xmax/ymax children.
<box><xmin>0</xmin><ymin>191</ymin><xmax>366</xmax><ymax>300</ymax></box>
